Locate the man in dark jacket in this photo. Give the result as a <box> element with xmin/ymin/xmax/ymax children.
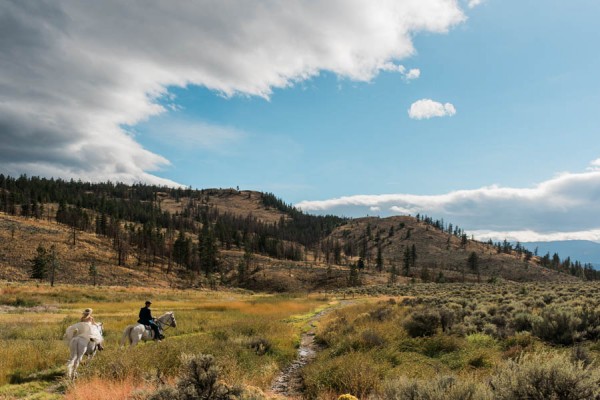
<box><xmin>138</xmin><ymin>300</ymin><xmax>162</xmax><ymax>341</ymax></box>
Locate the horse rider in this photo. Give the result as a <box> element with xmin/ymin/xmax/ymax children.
<box><xmin>80</xmin><ymin>308</ymin><xmax>104</xmax><ymax>350</ymax></box>
<box><xmin>138</xmin><ymin>300</ymin><xmax>163</xmax><ymax>341</ymax></box>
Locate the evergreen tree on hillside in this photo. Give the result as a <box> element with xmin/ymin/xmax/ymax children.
<box><xmin>30</xmin><ymin>245</ymin><xmax>48</xmax><ymax>281</ymax></box>
<box><xmin>403</xmin><ymin>247</ymin><xmax>411</xmax><ymax>276</ymax></box>
<box><xmin>173</xmin><ymin>231</ymin><xmax>190</xmax><ymax>268</ymax></box>
<box><xmin>199</xmin><ymin>222</ymin><xmax>219</xmax><ymax>275</ymax></box>
<box><xmin>348</xmin><ymin>263</ymin><xmax>361</xmax><ymax>286</ymax></box>
<box><xmin>89</xmin><ymin>263</ymin><xmax>98</xmax><ymax>286</ymax></box>
<box><xmin>376</xmin><ymin>242</ymin><xmax>383</xmax><ymax>272</ymax></box>
<box><xmin>467</xmin><ymin>251</ymin><xmax>480</xmax><ymax>282</ymax></box>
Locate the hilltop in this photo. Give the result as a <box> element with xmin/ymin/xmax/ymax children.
<box><xmin>0</xmin><ymin>174</ymin><xmax>595</xmax><ymax>290</ymax></box>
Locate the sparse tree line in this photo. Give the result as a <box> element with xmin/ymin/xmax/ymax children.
<box><xmin>418</xmin><ymin>212</ymin><xmax>600</xmax><ymax>281</ymax></box>
<box><xmin>3</xmin><ymin>173</ymin><xmax>599</xmax><ymax>283</ymax></box>
<box><xmin>0</xmin><ymin>174</ymin><xmax>346</xmax><ymax>281</ymax></box>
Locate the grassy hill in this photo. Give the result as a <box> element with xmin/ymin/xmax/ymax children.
<box><xmin>0</xmin><ymin>176</ymin><xmax>589</xmax><ymax>288</ymax></box>
<box><xmin>327</xmin><ymin>216</ymin><xmax>578</xmax><ymax>283</ymax></box>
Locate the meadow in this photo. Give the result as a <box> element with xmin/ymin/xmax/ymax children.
<box><xmin>1</xmin><ymin>282</ymin><xmax>600</xmax><ymax>399</ymax></box>
<box><xmin>304</xmin><ymin>282</ymin><xmax>600</xmax><ymax>399</ymax></box>
<box><xmin>0</xmin><ymin>284</ymin><xmax>331</xmax><ymax>399</ymax></box>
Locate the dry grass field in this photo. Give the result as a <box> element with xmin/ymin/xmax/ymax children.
<box><xmin>0</xmin><ymin>283</ymin><xmax>333</xmax><ymax>399</ymax></box>
<box><xmin>1</xmin><ymin>281</ymin><xmax>600</xmax><ymax>399</ymax></box>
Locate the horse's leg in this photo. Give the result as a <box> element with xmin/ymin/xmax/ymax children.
<box><xmin>66</xmin><ymin>338</ymin><xmax>79</xmax><ymax>379</ymax></box>
<box><xmin>66</xmin><ymin>355</ymin><xmax>75</xmax><ymax>380</ymax></box>
<box><xmin>120</xmin><ymin>326</ymin><xmax>133</xmax><ymax>348</ymax></box>
<box><xmin>73</xmin><ymin>339</ymin><xmax>89</xmax><ymax>379</ymax></box>
<box><xmin>87</xmin><ymin>343</ymin><xmax>97</xmax><ymax>361</ymax></box>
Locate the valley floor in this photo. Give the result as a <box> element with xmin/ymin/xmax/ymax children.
<box><xmin>0</xmin><ymin>281</ymin><xmax>599</xmax><ymax>399</ymax></box>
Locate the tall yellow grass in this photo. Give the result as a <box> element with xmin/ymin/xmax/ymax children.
<box><xmin>0</xmin><ymin>284</ymin><xmax>331</xmax><ymax>398</ymax></box>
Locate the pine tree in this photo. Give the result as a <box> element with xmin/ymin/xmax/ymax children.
<box><xmin>411</xmin><ymin>244</ymin><xmax>417</xmax><ymax>268</ymax></box>
<box><xmin>173</xmin><ymin>230</ymin><xmax>189</xmax><ymax>268</ymax></box>
<box><xmin>348</xmin><ymin>263</ymin><xmax>361</xmax><ymax>286</ymax></box>
<box><xmin>357</xmin><ymin>257</ymin><xmax>365</xmax><ymax>271</ymax></box>
<box><xmin>376</xmin><ymin>242</ymin><xmax>383</xmax><ymax>272</ymax></box>
<box><xmin>199</xmin><ymin>223</ymin><xmax>219</xmax><ymax>276</ymax></box>
<box><xmin>467</xmin><ymin>251</ymin><xmax>480</xmax><ymax>282</ymax></box>
<box><xmin>89</xmin><ymin>263</ymin><xmax>98</xmax><ymax>286</ymax></box>
<box><xmin>30</xmin><ymin>245</ymin><xmax>48</xmax><ymax>281</ymax></box>
<box><xmin>403</xmin><ymin>247</ymin><xmax>411</xmax><ymax>276</ymax></box>
<box><xmin>389</xmin><ymin>263</ymin><xmax>398</xmax><ymax>285</ymax></box>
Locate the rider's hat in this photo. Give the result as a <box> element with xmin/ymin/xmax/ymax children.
<box><xmin>145</xmin><ymin>300</ymin><xmax>152</xmax><ymax>305</ymax></box>
<box><xmin>82</xmin><ymin>308</ymin><xmax>93</xmax><ymax>316</ymax></box>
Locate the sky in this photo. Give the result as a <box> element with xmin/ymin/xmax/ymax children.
<box><xmin>1</xmin><ymin>1</ymin><xmax>600</xmax><ymax>243</ymax></box>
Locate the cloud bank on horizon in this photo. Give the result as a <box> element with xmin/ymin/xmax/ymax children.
<box><xmin>297</xmin><ymin>160</ymin><xmax>600</xmax><ymax>243</ymax></box>
<box><xmin>0</xmin><ymin>0</ymin><xmax>466</xmax><ymax>185</ymax></box>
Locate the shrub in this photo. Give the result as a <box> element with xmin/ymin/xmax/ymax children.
<box><xmin>403</xmin><ymin>310</ymin><xmax>441</xmax><ymax>338</ymax></box>
<box><xmin>532</xmin><ymin>308</ymin><xmax>582</xmax><ymax>345</ymax></box>
<box><xmin>571</xmin><ymin>345</ymin><xmax>593</xmax><ymax>367</ymax></box>
<box><xmin>381</xmin><ymin>375</ymin><xmax>490</xmax><ymax>400</ymax></box>
<box><xmin>247</xmin><ymin>338</ymin><xmax>271</xmax><ymax>356</ymax></box>
<box><xmin>422</xmin><ymin>335</ymin><xmax>460</xmax><ymax>358</ymax></box>
<box><xmin>511</xmin><ymin>312</ymin><xmax>534</xmax><ymax>332</ymax></box>
<box><xmin>360</xmin><ymin>330</ymin><xmax>386</xmax><ymax>349</ymax></box>
<box><xmin>148</xmin><ymin>353</ymin><xmax>248</xmax><ymax>400</ymax></box>
<box><xmin>439</xmin><ymin>308</ymin><xmax>456</xmax><ymax>333</ymax></box>
<box><xmin>466</xmin><ymin>333</ymin><xmax>496</xmax><ymax>348</ymax></box>
<box><xmin>489</xmin><ymin>352</ymin><xmax>600</xmax><ymax>400</ymax></box>
<box><xmin>369</xmin><ymin>306</ymin><xmax>393</xmax><ymax>322</ymax></box>
<box><xmin>578</xmin><ymin>307</ymin><xmax>600</xmax><ymax>340</ymax></box>
<box><xmin>303</xmin><ymin>352</ymin><xmax>383</xmax><ymax>399</ymax></box>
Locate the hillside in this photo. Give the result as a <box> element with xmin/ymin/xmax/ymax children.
<box><xmin>327</xmin><ymin>216</ymin><xmax>578</xmax><ymax>283</ymax></box>
<box><xmin>0</xmin><ymin>175</ymin><xmax>594</xmax><ymax>289</ymax></box>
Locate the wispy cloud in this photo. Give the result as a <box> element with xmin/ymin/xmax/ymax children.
<box><xmin>380</xmin><ymin>63</ymin><xmax>421</xmax><ymax>81</ymax></box>
<box><xmin>0</xmin><ymin>1</ymin><xmax>466</xmax><ymax>184</ymax></box>
<box><xmin>408</xmin><ymin>99</ymin><xmax>457</xmax><ymax>120</ymax></box>
<box><xmin>467</xmin><ymin>0</ymin><xmax>484</xmax><ymax>9</ymax></box>
<box><xmin>297</xmin><ymin>160</ymin><xmax>600</xmax><ymax>242</ymax></box>
<box><xmin>144</xmin><ymin>119</ymin><xmax>246</xmax><ymax>151</ymax></box>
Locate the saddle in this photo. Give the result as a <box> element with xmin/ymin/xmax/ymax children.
<box><xmin>140</xmin><ymin>323</ymin><xmax>165</xmax><ymax>339</ymax></box>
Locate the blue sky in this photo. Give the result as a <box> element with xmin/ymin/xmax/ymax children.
<box><xmin>135</xmin><ymin>0</ymin><xmax>600</xmax><ymax>202</ymax></box>
<box><xmin>2</xmin><ymin>0</ymin><xmax>600</xmax><ymax>242</ymax></box>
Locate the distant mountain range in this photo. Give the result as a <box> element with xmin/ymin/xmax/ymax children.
<box><xmin>522</xmin><ymin>240</ymin><xmax>600</xmax><ymax>268</ymax></box>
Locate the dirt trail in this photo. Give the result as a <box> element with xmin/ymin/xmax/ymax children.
<box><xmin>270</xmin><ymin>302</ymin><xmax>351</xmax><ymax>398</ymax></box>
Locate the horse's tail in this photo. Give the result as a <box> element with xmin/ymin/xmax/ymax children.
<box><xmin>63</xmin><ymin>326</ymin><xmax>79</xmax><ymax>344</ymax></box>
<box><xmin>120</xmin><ymin>326</ymin><xmax>133</xmax><ymax>347</ymax></box>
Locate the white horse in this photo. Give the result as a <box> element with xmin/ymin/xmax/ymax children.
<box><xmin>64</xmin><ymin>322</ymin><xmax>104</xmax><ymax>379</ymax></box>
<box><xmin>120</xmin><ymin>311</ymin><xmax>177</xmax><ymax>347</ymax></box>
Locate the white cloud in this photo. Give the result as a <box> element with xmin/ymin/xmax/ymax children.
<box><xmin>0</xmin><ymin>1</ymin><xmax>466</xmax><ymax>184</ymax></box>
<box><xmin>471</xmin><ymin>229</ymin><xmax>600</xmax><ymax>243</ymax></box>
<box><xmin>380</xmin><ymin>63</ymin><xmax>421</xmax><ymax>81</ymax></box>
<box><xmin>467</xmin><ymin>0</ymin><xmax>484</xmax><ymax>8</ymax></box>
<box><xmin>408</xmin><ymin>99</ymin><xmax>457</xmax><ymax>119</ymax></box>
<box><xmin>296</xmin><ymin>160</ymin><xmax>600</xmax><ymax>242</ymax></box>
<box><xmin>406</xmin><ymin>69</ymin><xmax>421</xmax><ymax>80</ymax></box>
